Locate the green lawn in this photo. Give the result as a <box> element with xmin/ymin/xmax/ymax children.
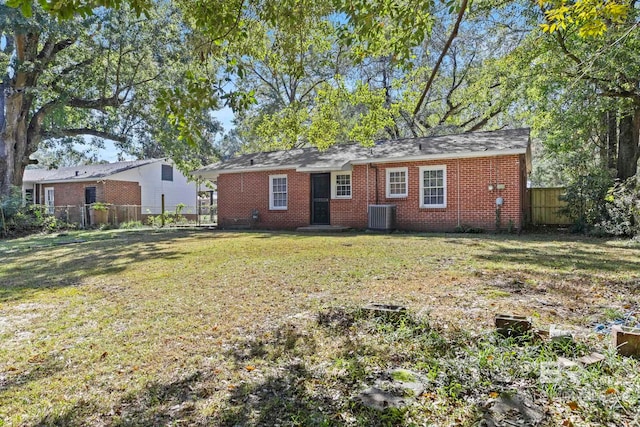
<box><xmin>1</xmin><ymin>229</ymin><xmax>639</xmax><ymax>426</ymax></box>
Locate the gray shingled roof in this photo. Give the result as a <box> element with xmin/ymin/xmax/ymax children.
<box><xmin>195</xmin><ymin>128</ymin><xmax>530</xmax><ymax>178</ymax></box>
<box><xmin>23</xmin><ymin>159</ymin><xmax>161</xmax><ymax>183</ymax></box>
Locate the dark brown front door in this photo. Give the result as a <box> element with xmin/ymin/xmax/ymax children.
<box><xmin>311</xmin><ymin>173</ymin><xmax>330</xmax><ymax>225</ymax></box>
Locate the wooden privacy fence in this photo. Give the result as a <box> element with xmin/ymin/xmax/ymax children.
<box><xmin>530</xmin><ymin>187</ymin><xmax>572</xmax><ymax>225</ymax></box>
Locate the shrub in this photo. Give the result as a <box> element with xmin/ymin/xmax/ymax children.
<box><xmin>559</xmin><ymin>171</ymin><xmax>612</xmax><ymax>233</ymax></box>
<box><xmin>120</xmin><ymin>220</ymin><xmax>145</xmax><ymax>229</ymax></box>
<box><xmin>0</xmin><ymin>187</ymin><xmax>32</xmax><ymax>237</ymax></box>
<box><xmin>146</xmin><ymin>211</ymin><xmax>175</xmax><ymax>228</ymax></box>
<box><xmin>0</xmin><ymin>187</ymin><xmax>76</xmax><ymax>237</ymax></box>
<box><xmin>600</xmin><ymin>177</ymin><xmax>640</xmax><ymax>237</ymax></box>
<box><xmin>453</xmin><ymin>224</ymin><xmax>484</xmax><ymax>233</ymax></box>
<box><xmin>145</xmin><ymin>204</ymin><xmax>190</xmax><ymax>228</ymax></box>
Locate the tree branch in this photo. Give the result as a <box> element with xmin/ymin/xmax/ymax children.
<box><xmin>554</xmin><ymin>32</ymin><xmax>583</xmax><ymax>66</ymax></box>
<box><xmin>412</xmin><ymin>0</ymin><xmax>469</xmax><ymax>117</ymax></box>
<box><xmin>464</xmin><ymin>108</ymin><xmax>502</xmax><ymax>132</ymax></box>
<box><xmin>28</xmin><ymin>94</ymin><xmax>123</xmax><ymax>149</ymax></box>
<box><xmin>298</xmin><ymin>78</ymin><xmax>328</xmax><ymax>102</ymax></box>
<box><xmin>67</xmin><ymin>95</ymin><xmax>122</xmax><ymax>109</ymax></box>
<box><xmin>43</xmin><ymin>128</ymin><xmax>127</xmax><ymax>143</ymax></box>
<box><xmin>248</xmin><ymin>64</ymin><xmax>287</xmax><ymax>105</ymax></box>
<box><xmin>37</xmin><ymin>37</ymin><xmax>75</xmax><ymax>64</ymax></box>
<box><xmin>49</xmin><ymin>58</ymin><xmax>95</xmax><ymax>91</ymax></box>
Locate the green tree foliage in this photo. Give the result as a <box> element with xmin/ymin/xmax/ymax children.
<box><xmin>9</xmin><ymin>0</ymin><xmax>638</xmax><ymax>186</ymax></box>
<box><xmin>0</xmin><ymin>3</ymin><xmax>221</xmax><ymax>198</ymax></box>
<box><xmin>539</xmin><ymin>0</ymin><xmax>629</xmax><ymax>37</ymax></box>
<box><xmin>519</xmin><ymin>0</ymin><xmax>640</xmax><ymax>182</ymax></box>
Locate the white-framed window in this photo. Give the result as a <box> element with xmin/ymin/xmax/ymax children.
<box><xmin>331</xmin><ymin>171</ymin><xmax>352</xmax><ymax>199</ymax></box>
<box><xmin>44</xmin><ymin>187</ymin><xmax>55</xmax><ymax>215</ymax></box>
<box><xmin>386</xmin><ymin>167</ymin><xmax>408</xmax><ymax>198</ymax></box>
<box><xmin>419</xmin><ymin>165</ymin><xmax>446</xmax><ymax>208</ymax></box>
<box><xmin>269</xmin><ymin>174</ymin><xmax>288</xmax><ymax>210</ymax></box>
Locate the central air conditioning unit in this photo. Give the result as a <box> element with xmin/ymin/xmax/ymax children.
<box><xmin>368</xmin><ymin>204</ymin><xmax>396</xmax><ymax>231</ymax></box>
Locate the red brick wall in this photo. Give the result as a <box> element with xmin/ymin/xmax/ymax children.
<box><xmin>43</xmin><ymin>180</ymin><xmax>142</xmax><ymax>206</ymax></box>
<box><xmin>104</xmin><ymin>180</ymin><xmax>142</xmax><ymax>206</ymax></box>
<box><xmin>329</xmin><ymin>166</ymin><xmax>369</xmax><ymax>228</ymax></box>
<box><xmin>42</xmin><ymin>180</ymin><xmax>142</xmax><ymax>225</ymax></box>
<box><xmin>41</xmin><ymin>181</ymin><xmax>102</xmax><ymax>207</ymax></box>
<box><xmin>377</xmin><ymin>155</ymin><xmax>523</xmax><ymax>231</ymax></box>
<box><xmin>217</xmin><ymin>154</ymin><xmax>527</xmax><ymax>231</ymax></box>
<box><xmin>104</xmin><ymin>180</ymin><xmax>142</xmax><ymax>224</ymax></box>
<box><xmin>218</xmin><ymin>170</ymin><xmax>310</xmax><ymax>229</ymax></box>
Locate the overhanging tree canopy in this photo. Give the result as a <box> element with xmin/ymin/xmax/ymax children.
<box><xmin>0</xmin><ymin>3</ymin><xmax>221</xmax><ymax>197</ymax></box>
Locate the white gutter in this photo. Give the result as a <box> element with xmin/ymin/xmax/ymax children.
<box><xmin>23</xmin><ymin>178</ymin><xmax>110</xmax><ymax>184</ymax></box>
<box><xmin>193</xmin><ymin>163</ymin><xmax>300</xmax><ymax>178</ymax></box>
<box><xmin>350</xmin><ymin>148</ymin><xmax>527</xmax><ymax>166</ymax></box>
<box><xmin>295</xmin><ymin>164</ymin><xmax>353</xmax><ymax>173</ymax></box>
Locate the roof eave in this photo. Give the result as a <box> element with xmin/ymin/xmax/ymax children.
<box><xmin>296</xmin><ymin>164</ymin><xmax>353</xmax><ymax>173</ymax></box>
<box><xmin>193</xmin><ymin>164</ymin><xmax>300</xmax><ymax>177</ymax></box>
<box><xmin>23</xmin><ymin>177</ymin><xmax>108</xmax><ymax>184</ymax></box>
<box><xmin>350</xmin><ymin>148</ymin><xmax>528</xmax><ymax>165</ymax></box>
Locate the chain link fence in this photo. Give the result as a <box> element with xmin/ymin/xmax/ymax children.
<box><xmin>43</xmin><ymin>203</ymin><xmax>217</xmax><ymax>229</ymax></box>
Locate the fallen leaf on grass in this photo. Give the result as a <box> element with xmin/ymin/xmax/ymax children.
<box><xmin>567</xmin><ymin>401</ymin><xmax>579</xmax><ymax>411</ymax></box>
<box><xmin>245</xmin><ymin>365</ymin><xmax>256</xmax><ymax>372</ymax></box>
<box><xmin>489</xmin><ymin>391</ymin><xmax>499</xmax><ymax>398</ymax></box>
<box><xmin>605</xmin><ymin>387</ymin><xmax>616</xmax><ymax>395</ymax></box>
<box><xmin>562</xmin><ymin>419</ymin><xmax>574</xmax><ymax>427</ymax></box>
<box><xmin>100</xmin><ymin>352</ymin><xmax>108</xmax><ymax>360</ymax></box>
<box><xmin>28</xmin><ymin>354</ymin><xmax>44</xmax><ymax>363</ymax></box>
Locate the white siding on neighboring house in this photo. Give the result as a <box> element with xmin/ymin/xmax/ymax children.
<box><xmin>111</xmin><ymin>161</ymin><xmax>197</xmax><ymax>214</ymax></box>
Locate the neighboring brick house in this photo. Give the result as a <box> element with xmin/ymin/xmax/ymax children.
<box><xmin>194</xmin><ymin>129</ymin><xmax>532</xmax><ymax>232</ymax></box>
<box><xmin>22</xmin><ymin>159</ymin><xmax>198</xmax><ymax>226</ymax></box>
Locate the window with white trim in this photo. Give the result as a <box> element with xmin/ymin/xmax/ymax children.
<box><xmin>269</xmin><ymin>174</ymin><xmax>288</xmax><ymax>210</ymax></box>
<box><xmin>419</xmin><ymin>165</ymin><xmax>446</xmax><ymax>208</ymax></box>
<box><xmin>331</xmin><ymin>171</ymin><xmax>352</xmax><ymax>199</ymax></box>
<box><xmin>386</xmin><ymin>167</ymin><xmax>408</xmax><ymax>198</ymax></box>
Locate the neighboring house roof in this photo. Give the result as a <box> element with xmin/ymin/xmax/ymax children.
<box><xmin>194</xmin><ymin>128</ymin><xmax>531</xmax><ymax>178</ymax></box>
<box><xmin>23</xmin><ymin>159</ymin><xmax>162</xmax><ymax>183</ymax></box>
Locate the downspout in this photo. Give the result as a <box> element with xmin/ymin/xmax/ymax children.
<box><xmin>366</xmin><ymin>164</ymin><xmax>370</xmax><ymax>206</ymax></box>
<box><xmin>196</xmin><ymin>178</ymin><xmax>200</xmax><ymax>226</ymax></box>
<box><xmin>457</xmin><ymin>159</ymin><xmax>461</xmax><ymax>227</ymax></box>
<box><xmin>370</xmin><ymin>164</ymin><xmax>379</xmax><ymax>204</ymax></box>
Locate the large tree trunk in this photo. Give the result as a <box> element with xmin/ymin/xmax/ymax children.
<box><xmin>0</xmin><ymin>33</ymin><xmax>41</xmax><ymax>200</ymax></box>
<box><xmin>608</xmin><ymin>110</ymin><xmax>617</xmax><ymax>171</ymax></box>
<box><xmin>0</xmin><ymin>81</ymin><xmax>7</xmax><ymax>197</ymax></box>
<box><xmin>0</xmin><ymin>88</ymin><xmax>32</xmax><ymax>199</ymax></box>
<box><xmin>617</xmin><ymin>109</ymin><xmax>640</xmax><ymax>180</ymax></box>
<box><xmin>598</xmin><ymin>110</ymin><xmax>619</xmax><ymax>172</ymax></box>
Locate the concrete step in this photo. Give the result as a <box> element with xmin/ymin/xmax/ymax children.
<box><xmin>296</xmin><ymin>225</ymin><xmax>351</xmax><ymax>232</ymax></box>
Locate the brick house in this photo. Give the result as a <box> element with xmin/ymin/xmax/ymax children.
<box><xmin>194</xmin><ymin>129</ymin><xmax>532</xmax><ymax>232</ymax></box>
<box><xmin>22</xmin><ymin>159</ymin><xmax>198</xmax><ymax>226</ymax></box>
